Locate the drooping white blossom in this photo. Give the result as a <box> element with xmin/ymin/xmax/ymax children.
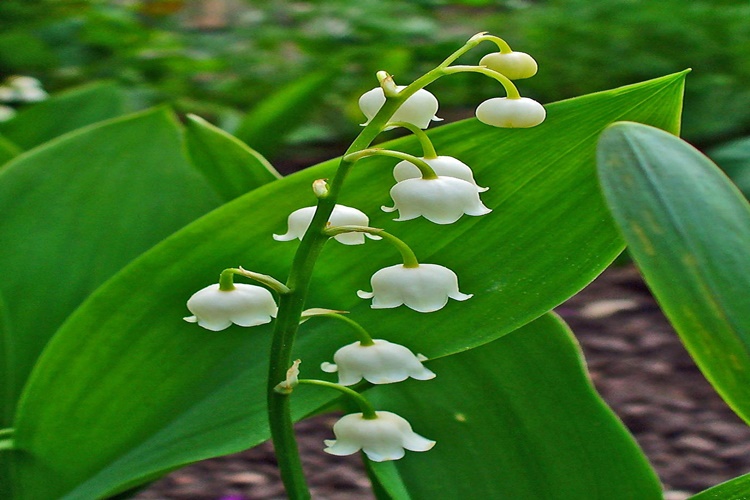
<box><xmin>324</xmin><ymin>411</ymin><xmax>436</xmax><ymax>462</ymax></box>
<box><xmin>273</xmin><ymin>204</ymin><xmax>380</xmax><ymax>245</ymax></box>
<box><xmin>184</xmin><ymin>283</ymin><xmax>277</xmax><ymax>331</ymax></box>
<box><xmin>359</xmin><ymin>86</ymin><xmax>441</xmax><ymax>129</ymax></box>
<box><xmin>321</xmin><ymin>339</ymin><xmax>436</xmax><ymax>385</ymax></box>
<box><xmin>479</xmin><ymin>51</ymin><xmax>538</xmax><ymax>80</ymax></box>
<box><xmin>475</xmin><ymin>97</ymin><xmax>546</xmax><ymax>128</ymax></box>
<box><xmin>382</xmin><ymin>176</ymin><xmax>491</xmax><ymax>224</ymax></box>
<box><xmin>357</xmin><ymin>263</ymin><xmax>472</xmax><ymax>313</ymax></box>
<box><xmin>392</xmin><ymin>156</ymin><xmax>488</xmax><ymax>192</ymax></box>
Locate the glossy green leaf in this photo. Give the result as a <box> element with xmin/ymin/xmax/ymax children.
<box><xmin>708</xmin><ymin>137</ymin><xmax>750</xmax><ymax>199</ymax></box>
<box><xmin>9</xmin><ymin>73</ymin><xmax>685</xmax><ymax>499</ymax></box>
<box><xmin>367</xmin><ymin>313</ymin><xmax>661</xmax><ymax>498</ymax></box>
<box><xmin>0</xmin><ymin>82</ymin><xmax>126</xmax><ymax>149</ymax></box>
<box><xmin>690</xmin><ymin>472</ymin><xmax>750</xmax><ymax>499</ymax></box>
<box><xmin>0</xmin><ymin>109</ymin><xmax>223</xmax><ymax>429</ymax></box>
<box><xmin>184</xmin><ymin>114</ymin><xmax>281</xmax><ymax>201</ymax></box>
<box><xmin>597</xmin><ymin>122</ymin><xmax>750</xmax><ymax>424</ymax></box>
<box><xmin>0</xmin><ymin>134</ymin><xmax>21</xmax><ymax>166</ymax></box>
<box><xmin>233</xmin><ymin>71</ymin><xmax>333</xmax><ymax>158</ymax></box>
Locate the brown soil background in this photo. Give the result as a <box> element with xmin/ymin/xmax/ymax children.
<box><xmin>135</xmin><ymin>265</ymin><xmax>750</xmax><ymax>499</ymax></box>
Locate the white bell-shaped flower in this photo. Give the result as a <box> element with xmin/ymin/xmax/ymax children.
<box><xmin>324</xmin><ymin>411</ymin><xmax>435</xmax><ymax>462</ymax></box>
<box><xmin>479</xmin><ymin>51</ymin><xmax>538</xmax><ymax>80</ymax></box>
<box><xmin>475</xmin><ymin>97</ymin><xmax>546</xmax><ymax>128</ymax></box>
<box><xmin>393</xmin><ymin>156</ymin><xmax>488</xmax><ymax>192</ymax></box>
<box><xmin>382</xmin><ymin>176</ymin><xmax>491</xmax><ymax>224</ymax></box>
<box><xmin>184</xmin><ymin>283</ymin><xmax>277</xmax><ymax>331</ymax></box>
<box><xmin>357</xmin><ymin>263</ymin><xmax>472</xmax><ymax>313</ymax></box>
<box><xmin>321</xmin><ymin>339</ymin><xmax>436</xmax><ymax>385</ymax></box>
<box><xmin>273</xmin><ymin>204</ymin><xmax>380</xmax><ymax>245</ymax></box>
<box><xmin>359</xmin><ymin>86</ymin><xmax>441</xmax><ymax>129</ymax></box>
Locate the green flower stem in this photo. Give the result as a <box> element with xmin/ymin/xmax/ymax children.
<box><xmin>266</xmin><ymin>33</ymin><xmax>487</xmax><ymax>499</ymax></box>
<box><xmin>477</xmin><ymin>34</ymin><xmax>513</xmax><ymax>53</ymax></box>
<box><xmin>386</xmin><ymin>121</ymin><xmax>438</xmax><ymax>159</ymax></box>
<box><xmin>343</xmin><ymin>149</ymin><xmax>438</xmax><ymax>180</ymax></box>
<box><xmin>219</xmin><ymin>268</ymin><xmax>291</xmax><ymax>294</ymax></box>
<box><xmin>443</xmin><ymin>65</ymin><xmax>521</xmax><ymax>99</ymax></box>
<box><xmin>297</xmin><ymin>379</ymin><xmax>378</xmax><ymax>420</ymax></box>
<box><xmin>314</xmin><ymin>313</ymin><xmax>375</xmax><ymax>346</ymax></box>
<box><xmin>323</xmin><ymin>225</ymin><xmax>419</xmax><ymax>268</ymax></box>
<box><xmin>218</xmin><ymin>268</ymin><xmax>236</xmax><ymax>291</ymax></box>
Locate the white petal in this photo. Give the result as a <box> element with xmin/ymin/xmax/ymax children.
<box><xmin>320</xmin><ymin>362</ymin><xmax>339</xmax><ymax>373</ymax></box>
<box><xmin>388</xmin><ymin>177</ymin><xmax>491</xmax><ymax>225</ymax></box>
<box><xmin>359</xmin><ymin>86</ymin><xmax>440</xmax><ymax>130</ymax></box>
<box><xmin>479</xmin><ymin>51</ymin><xmax>538</xmax><ymax>80</ymax></box>
<box><xmin>402</xmin><ymin>432</ymin><xmax>437</xmax><ymax>452</ymax></box>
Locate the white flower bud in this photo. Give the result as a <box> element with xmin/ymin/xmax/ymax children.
<box><xmin>475</xmin><ymin>97</ymin><xmax>546</xmax><ymax>128</ymax></box>
<box><xmin>392</xmin><ymin>156</ymin><xmax>488</xmax><ymax>192</ymax></box>
<box><xmin>321</xmin><ymin>339</ymin><xmax>435</xmax><ymax>385</ymax></box>
<box><xmin>357</xmin><ymin>263</ymin><xmax>472</xmax><ymax>313</ymax></box>
<box><xmin>324</xmin><ymin>411</ymin><xmax>435</xmax><ymax>462</ymax></box>
<box><xmin>382</xmin><ymin>176</ymin><xmax>491</xmax><ymax>225</ymax></box>
<box><xmin>274</xmin><ymin>204</ymin><xmax>381</xmax><ymax>245</ymax></box>
<box><xmin>479</xmin><ymin>51</ymin><xmax>538</xmax><ymax>80</ymax></box>
<box><xmin>184</xmin><ymin>283</ymin><xmax>277</xmax><ymax>331</ymax></box>
<box><xmin>359</xmin><ymin>86</ymin><xmax>441</xmax><ymax>129</ymax></box>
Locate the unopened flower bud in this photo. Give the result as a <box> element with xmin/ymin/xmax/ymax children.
<box><xmin>475</xmin><ymin>97</ymin><xmax>546</xmax><ymax>128</ymax></box>
<box><xmin>312</xmin><ymin>179</ymin><xmax>329</xmax><ymax>199</ymax></box>
<box><xmin>480</xmin><ymin>51</ymin><xmax>538</xmax><ymax>80</ymax></box>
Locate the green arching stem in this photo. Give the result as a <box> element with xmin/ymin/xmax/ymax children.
<box><xmin>297</xmin><ymin>379</ymin><xmax>378</xmax><ymax>420</ymax></box>
<box><xmin>219</xmin><ymin>267</ymin><xmax>291</xmax><ymax>294</ymax></box>
<box><xmin>479</xmin><ymin>34</ymin><xmax>513</xmax><ymax>53</ymax></box>
<box><xmin>343</xmin><ymin>148</ymin><xmax>438</xmax><ymax>180</ymax></box>
<box><xmin>323</xmin><ymin>226</ymin><xmax>419</xmax><ymax>268</ymax></box>
<box><xmin>444</xmin><ymin>65</ymin><xmax>521</xmax><ymax>99</ymax></box>
<box><xmin>314</xmin><ymin>312</ymin><xmax>375</xmax><ymax>346</ymax></box>
<box><xmin>218</xmin><ymin>268</ymin><xmax>236</xmax><ymax>291</ymax></box>
<box><xmin>266</xmin><ymin>33</ymin><xmax>504</xmax><ymax>500</ymax></box>
<box><xmin>386</xmin><ymin>121</ymin><xmax>438</xmax><ymax>159</ymax></box>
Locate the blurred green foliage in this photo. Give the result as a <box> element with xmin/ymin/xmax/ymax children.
<box><xmin>0</xmin><ymin>0</ymin><xmax>747</xmax><ymax>156</ymax></box>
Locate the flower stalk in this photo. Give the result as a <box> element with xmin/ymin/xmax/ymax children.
<box><xmin>266</xmin><ymin>32</ymin><xmax>521</xmax><ymax>499</ymax></box>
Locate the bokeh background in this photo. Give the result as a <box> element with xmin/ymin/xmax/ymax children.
<box><xmin>2</xmin><ymin>0</ymin><xmax>749</xmax><ymax>167</ymax></box>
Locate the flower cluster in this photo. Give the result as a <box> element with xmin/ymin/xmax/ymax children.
<box><xmin>182</xmin><ymin>33</ymin><xmax>544</xmax><ymax>472</ymax></box>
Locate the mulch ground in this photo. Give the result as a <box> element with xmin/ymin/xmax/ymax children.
<box><xmin>136</xmin><ymin>265</ymin><xmax>750</xmax><ymax>499</ymax></box>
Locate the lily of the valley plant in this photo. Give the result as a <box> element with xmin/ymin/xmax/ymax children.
<box><xmin>183</xmin><ymin>32</ymin><xmax>545</xmax><ymax>498</ymax></box>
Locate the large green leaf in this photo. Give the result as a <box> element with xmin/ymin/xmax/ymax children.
<box><xmin>9</xmin><ymin>73</ymin><xmax>685</xmax><ymax>499</ymax></box>
<box><xmin>0</xmin><ymin>134</ymin><xmax>21</xmax><ymax>166</ymax></box>
<box><xmin>597</xmin><ymin>122</ymin><xmax>750</xmax><ymax>424</ymax></box>
<box><xmin>184</xmin><ymin>114</ymin><xmax>282</xmax><ymax>201</ymax></box>
<box><xmin>367</xmin><ymin>313</ymin><xmax>661</xmax><ymax>499</ymax></box>
<box><xmin>708</xmin><ymin>137</ymin><xmax>750</xmax><ymax>200</ymax></box>
<box><xmin>690</xmin><ymin>473</ymin><xmax>750</xmax><ymax>499</ymax></box>
<box><xmin>0</xmin><ymin>109</ymin><xmax>224</xmax><ymax>429</ymax></box>
<box><xmin>233</xmin><ymin>71</ymin><xmax>333</xmax><ymax>158</ymax></box>
<box><xmin>0</xmin><ymin>82</ymin><xmax>126</xmax><ymax>149</ymax></box>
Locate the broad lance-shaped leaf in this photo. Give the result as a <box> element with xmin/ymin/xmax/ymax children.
<box><xmin>597</xmin><ymin>122</ymin><xmax>750</xmax><ymax>425</ymax></box>
<box><xmin>690</xmin><ymin>472</ymin><xmax>750</xmax><ymax>499</ymax></box>
<box><xmin>366</xmin><ymin>314</ymin><xmax>661</xmax><ymax>499</ymax></box>
<box><xmin>0</xmin><ymin>109</ymin><xmax>223</xmax><ymax>430</ymax></box>
<box><xmin>0</xmin><ymin>82</ymin><xmax>126</xmax><ymax>149</ymax></box>
<box><xmin>708</xmin><ymin>136</ymin><xmax>750</xmax><ymax>200</ymax></box>
<box><xmin>184</xmin><ymin>114</ymin><xmax>282</xmax><ymax>201</ymax></box>
<box><xmin>9</xmin><ymin>72</ymin><xmax>685</xmax><ymax>499</ymax></box>
<box><xmin>0</xmin><ymin>134</ymin><xmax>20</xmax><ymax>167</ymax></box>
